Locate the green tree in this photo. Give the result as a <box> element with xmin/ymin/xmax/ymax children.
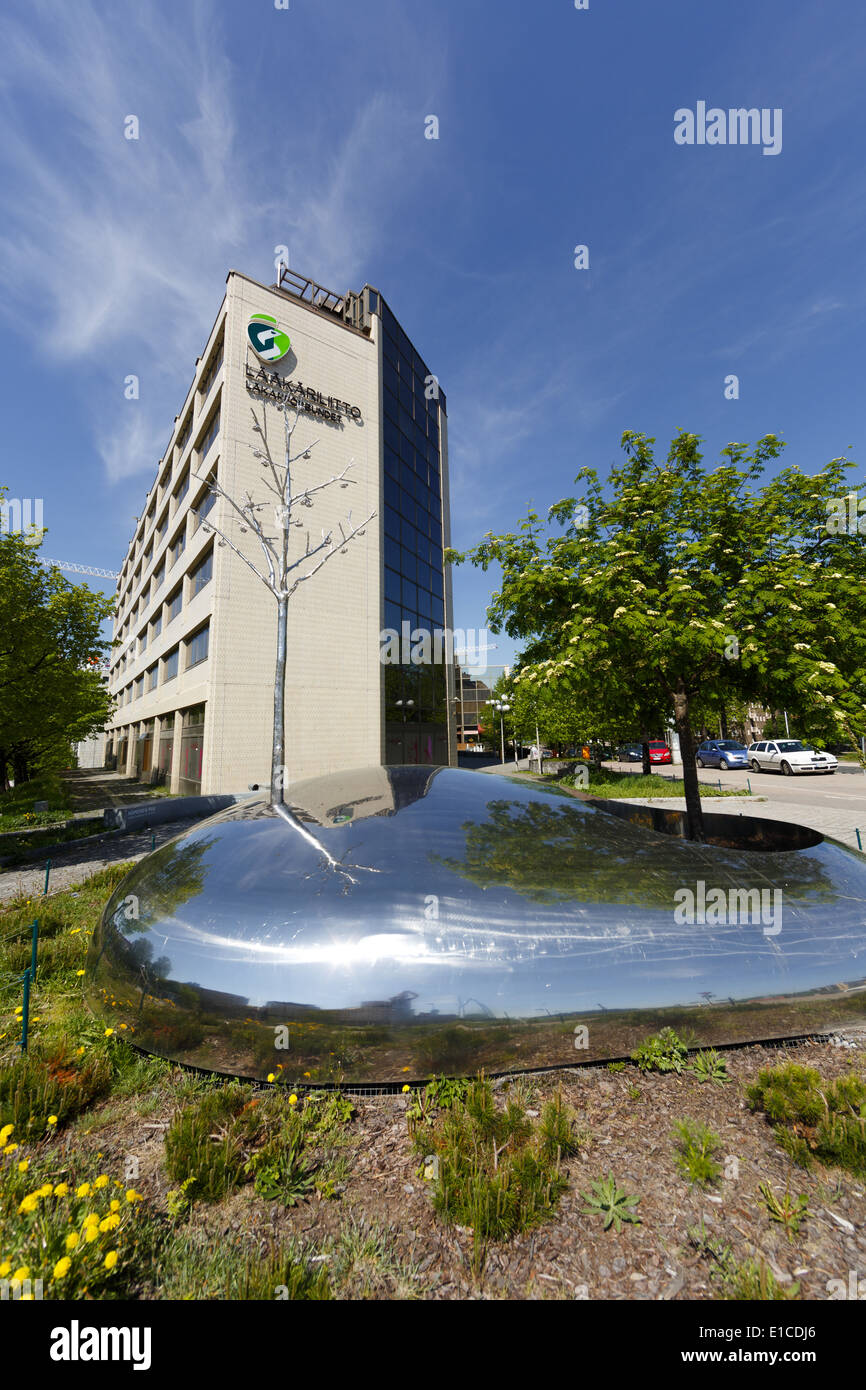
<box><xmin>0</xmin><ymin>498</ymin><xmax>114</xmax><ymax>787</ymax></box>
<box><xmin>447</xmin><ymin>431</ymin><xmax>865</xmax><ymax>841</ymax></box>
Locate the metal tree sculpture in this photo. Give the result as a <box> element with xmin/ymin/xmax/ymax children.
<box><xmin>193</xmin><ymin>396</ymin><xmax>375</xmax><ymax>808</ymax></box>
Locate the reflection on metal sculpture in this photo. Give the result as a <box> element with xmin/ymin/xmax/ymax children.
<box><xmin>85</xmin><ymin>767</ymin><xmax>866</xmax><ymax>1085</ymax></box>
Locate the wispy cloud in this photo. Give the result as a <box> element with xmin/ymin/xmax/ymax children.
<box><xmin>0</xmin><ymin>0</ymin><xmax>423</xmax><ymax>482</ymax></box>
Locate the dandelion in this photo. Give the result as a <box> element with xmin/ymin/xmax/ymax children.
<box><xmin>289</xmin><ymin>1094</ymin><xmax>298</xmax><ymax>1106</ymax></box>
<box><xmin>75</xmin><ymin>970</ymin><xmax>86</xmax><ymax>977</ymax></box>
<box><xmin>267</xmin><ymin>1073</ymin><xmax>275</xmax><ymax>1082</ymax></box>
<box><xmin>37</xmin><ymin>1182</ymin><xmax>53</xmax><ymax>1197</ymax></box>
<box><xmin>53</xmin><ymin>1257</ymin><xmax>72</xmax><ymax>1280</ymax></box>
<box><xmin>47</xmin><ymin>1115</ymin><xmax>58</xmax><ymax>1126</ymax></box>
<box><xmin>84</xmin><ymin>1226</ymin><xmax>99</xmax><ymax>1244</ymax></box>
<box><xmin>402</xmin><ymin>1085</ymin><xmax>410</xmax><ymax>1093</ymax></box>
<box><xmin>4</xmin><ymin>1144</ymin><xmax>18</xmax><ymax>1155</ymax></box>
<box><xmin>401</xmin><ymin>1067</ymin><xmax>410</xmax><ymax>1073</ymax></box>
<box><xmin>18</xmin><ymin>1194</ymin><xmax>39</xmax><ymax>1214</ymax></box>
<box><xmin>0</xmin><ymin>1261</ymin><xmax>10</xmax><ymax>1277</ymax></box>
<box><xmin>75</xmin><ymin>1182</ymin><xmax>91</xmax><ymax>1197</ymax></box>
<box><xmin>110</xmin><ymin>1199</ymin><xmax>120</xmax><ymax>1212</ymax></box>
<box><xmin>83</xmin><ymin>1214</ymin><xmax>100</xmax><ymax>1229</ymax></box>
<box><xmin>17</xmin><ymin>1159</ymin><xmax>29</xmax><ymax>1173</ymax></box>
<box><xmin>69</xmin><ymin>928</ymin><xmax>81</xmax><ymax>934</ymax></box>
<box><xmin>104</xmin><ymin>1028</ymin><xmax>114</xmax><ymax>1037</ymax></box>
<box><xmin>104</xmin><ymin>1251</ymin><xmax>119</xmax><ymax>1271</ymax></box>
<box><xmin>0</xmin><ymin>1124</ymin><xmax>13</xmax><ymax>1144</ymax></box>
<box><xmin>12</xmin><ymin>1266</ymin><xmax>30</xmax><ymax>1283</ymax></box>
<box><xmin>93</xmin><ymin>1175</ymin><xmax>109</xmax><ymax>1189</ymax></box>
<box><xmin>76</xmin><ymin>1046</ymin><xmax>85</xmax><ymax>1055</ymax></box>
<box><xmin>125</xmin><ymin>1190</ymin><xmax>143</xmax><ymax>1204</ymax></box>
<box><xmin>65</xmin><ymin>1231</ymin><xmax>79</xmax><ymax>1251</ymax></box>
<box><xmin>99</xmin><ymin>1215</ymin><xmax>120</xmax><ymax>1233</ymax></box>
<box><xmin>54</xmin><ymin>1183</ymin><xmax>69</xmax><ymax>1196</ymax></box>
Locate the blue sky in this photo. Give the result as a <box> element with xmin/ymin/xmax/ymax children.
<box><xmin>1</xmin><ymin>0</ymin><xmax>864</xmax><ymax>674</ymax></box>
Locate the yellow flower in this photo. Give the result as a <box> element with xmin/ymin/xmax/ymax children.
<box><xmin>99</xmin><ymin>1215</ymin><xmax>120</xmax><ymax>1233</ymax></box>
<box><xmin>53</xmin><ymin>1257</ymin><xmax>72</xmax><ymax>1279</ymax></box>
<box><xmin>12</xmin><ymin>1265</ymin><xmax>30</xmax><ymax>1282</ymax></box>
<box><xmin>402</xmin><ymin>1085</ymin><xmax>410</xmax><ymax>1093</ymax></box>
<box><xmin>75</xmin><ymin>970</ymin><xmax>86</xmax><ymax>976</ymax></box>
<box><xmin>84</xmin><ymin>1226</ymin><xmax>99</xmax><ymax>1243</ymax></box>
<box><xmin>0</xmin><ymin>1261</ymin><xmax>11</xmax><ymax>1277</ymax></box>
<box><xmin>125</xmin><ymin>1190</ymin><xmax>143</xmax><ymax>1203</ymax></box>
<box><xmin>69</xmin><ymin>928</ymin><xmax>81</xmax><ymax>934</ymax></box>
<box><xmin>401</xmin><ymin>1067</ymin><xmax>410</xmax><ymax>1073</ymax></box>
<box><xmin>47</xmin><ymin>1115</ymin><xmax>58</xmax><ymax>1126</ymax></box>
<box><xmin>37</xmin><ymin>1182</ymin><xmax>54</xmax><ymax>1197</ymax></box>
<box><xmin>93</xmin><ymin>1175</ymin><xmax>109</xmax><ymax>1189</ymax></box>
<box><xmin>110</xmin><ymin>1199</ymin><xmax>120</xmax><ymax>1212</ymax></box>
<box><xmin>4</xmin><ymin>1143</ymin><xmax>18</xmax><ymax>1155</ymax></box>
<box><xmin>267</xmin><ymin>1073</ymin><xmax>275</xmax><ymax>1082</ymax></box>
<box><xmin>54</xmin><ymin>1183</ymin><xmax>69</xmax><ymax>1196</ymax></box>
<box><xmin>104</xmin><ymin>1028</ymin><xmax>114</xmax><ymax>1037</ymax></box>
<box><xmin>303</xmin><ymin>1072</ymin><xmax>311</xmax><ymax>1079</ymax></box>
<box><xmin>18</xmin><ymin>1194</ymin><xmax>39</xmax><ymax>1214</ymax></box>
<box><xmin>104</xmin><ymin>1250</ymin><xmax>118</xmax><ymax>1270</ymax></box>
<box><xmin>76</xmin><ymin>1046</ymin><xmax>85</xmax><ymax>1055</ymax></box>
<box><xmin>289</xmin><ymin>1094</ymin><xmax>298</xmax><ymax>1106</ymax></box>
<box><xmin>17</xmin><ymin>1159</ymin><xmax>29</xmax><ymax>1172</ymax></box>
<box><xmin>65</xmin><ymin>1231</ymin><xmax>79</xmax><ymax>1251</ymax></box>
<box><xmin>83</xmin><ymin>1213</ymin><xmax>100</xmax><ymax>1229</ymax></box>
<box><xmin>0</xmin><ymin>1124</ymin><xmax>13</xmax><ymax>1144</ymax></box>
<box><xmin>75</xmin><ymin>1183</ymin><xmax>91</xmax><ymax>1197</ymax></box>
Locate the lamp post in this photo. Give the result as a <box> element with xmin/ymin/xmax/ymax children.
<box><xmin>489</xmin><ymin>699</ymin><xmax>511</xmax><ymax>765</ymax></box>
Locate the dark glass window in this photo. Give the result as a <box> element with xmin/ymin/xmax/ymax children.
<box><xmin>147</xmin><ymin>664</ymin><xmax>158</xmax><ymax>691</ymax></box>
<box><xmin>384</xmin><ymin>536</ymin><xmax>401</xmax><ymax>571</ymax></box>
<box><xmin>167</xmin><ymin>587</ymin><xmax>182</xmax><ymax>623</ymax></box>
<box><xmin>384</xmin><ymin>504</ymin><xmax>400</xmax><ymax>538</ymax></box>
<box><xmin>191</xmin><ymin>548</ymin><xmax>213</xmax><ymax>596</ymax></box>
<box><xmin>186</xmin><ymin>623</ymin><xmax>210</xmax><ymax>668</ymax></box>
<box><xmin>399</xmin><ymin>545</ymin><xmax>416</xmax><ymax>581</ymax></box>
<box><xmin>384</xmin><ymin>568</ymin><xmax>401</xmax><ymax>602</ymax></box>
<box><xmin>384</xmin><ymin>476</ymin><xmax>401</xmax><ymax>512</ymax></box>
<box><xmin>163</xmin><ymin>648</ymin><xmax>179</xmax><ymax>681</ymax></box>
<box><xmin>384</xmin><ymin>600</ymin><xmax>402</xmax><ymax>631</ymax></box>
<box><xmin>199</xmin><ymin>408</ymin><xmax>220</xmax><ymax>459</ymax></box>
<box><xmin>174</xmin><ymin>469</ymin><xmax>190</xmax><ymax>505</ymax></box>
<box><xmin>170</xmin><ymin>529</ymin><xmax>186</xmax><ymax>565</ymax></box>
<box><xmin>384</xmin><ymin>417</ymin><xmax>401</xmax><ymax>455</ymax></box>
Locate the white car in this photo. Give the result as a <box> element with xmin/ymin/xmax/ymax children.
<box><xmin>748</xmin><ymin>740</ymin><xmax>837</xmax><ymax>776</ymax></box>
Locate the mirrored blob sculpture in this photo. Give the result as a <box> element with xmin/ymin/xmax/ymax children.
<box><xmin>85</xmin><ymin>766</ymin><xmax>866</xmax><ymax>1084</ymax></box>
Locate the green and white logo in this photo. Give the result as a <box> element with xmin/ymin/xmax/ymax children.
<box><xmin>247</xmin><ymin>312</ymin><xmax>291</xmax><ymax>362</ymax></box>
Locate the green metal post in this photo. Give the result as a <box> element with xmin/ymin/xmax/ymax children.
<box><xmin>30</xmin><ymin>919</ymin><xmax>38</xmax><ymax>984</ymax></box>
<box><xmin>43</xmin><ymin>860</ymin><xmax>51</xmax><ymax>895</ymax></box>
<box><xmin>20</xmin><ymin>968</ymin><xmax>31</xmax><ymax>1052</ymax></box>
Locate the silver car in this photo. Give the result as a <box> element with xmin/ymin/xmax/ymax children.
<box><xmin>747</xmin><ymin>739</ymin><xmax>838</xmax><ymax>776</ymax></box>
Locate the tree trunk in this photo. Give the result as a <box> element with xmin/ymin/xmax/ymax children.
<box><xmin>271</xmin><ymin>595</ymin><xmax>289</xmax><ymax>806</ymax></box>
<box><xmin>719</xmin><ymin>702</ymin><xmax>729</xmax><ymax>740</ymax></box>
<box><xmin>640</xmin><ymin>732</ymin><xmax>651</xmax><ymax>777</ymax></box>
<box><xmin>673</xmin><ymin>685</ymin><xmax>705</xmax><ymax>842</ymax></box>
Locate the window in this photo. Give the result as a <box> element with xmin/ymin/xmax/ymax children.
<box><xmin>199</xmin><ymin>407</ymin><xmax>220</xmax><ymax>459</ymax></box>
<box><xmin>170</xmin><ymin>529</ymin><xmax>186</xmax><ymax>566</ymax></box>
<box><xmin>186</xmin><ymin>623</ymin><xmax>210</xmax><ymax>669</ymax></box>
<box><xmin>156</xmin><ymin>511</ymin><xmax>168</xmax><ymax>545</ymax></box>
<box><xmin>147</xmin><ymin>664</ymin><xmax>158</xmax><ymax>691</ymax></box>
<box><xmin>190</xmin><ymin>548</ymin><xmax>213</xmax><ymax>597</ymax></box>
<box><xmin>176</xmin><ymin>416</ymin><xmax>192</xmax><ymax>454</ymax></box>
<box><xmin>163</xmin><ymin>647</ymin><xmax>179</xmax><ymax>682</ymax></box>
<box><xmin>167</xmin><ymin>587</ymin><xmax>182</xmax><ymax>624</ymax></box>
<box><xmin>200</xmin><ymin>341</ymin><xmax>223</xmax><ymax>397</ymax></box>
<box><xmin>139</xmin><ymin>632</ymin><xmax>147</xmax><ymax>655</ymax></box>
<box><xmin>196</xmin><ymin>474</ymin><xmax>217</xmax><ymax>528</ymax></box>
<box><xmin>153</xmin><ymin>559</ymin><xmax>165</xmax><ymax>592</ymax></box>
<box><xmin>151</xmin><ymin>613</ymin><xmax>162</xmax><ymax>640</ymax></box>
<box><xmin>174</xmin><ymin>469</ymin><xmax>190</xmax><ymax>506</ymax></box>
<box><xmin>135</xmin><ymin>675</ymin><xmax>144</xmax><ymax>700</ymax></box>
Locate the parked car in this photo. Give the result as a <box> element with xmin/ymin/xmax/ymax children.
<box><xmin>618</xmin><ymin>743</ymin><xmax>643</xmax><ymax>762</ymax></box>
<box><xmin>695</xmin><ymin>739</ymin><xmax>749</xmax><ymax>770</ymax></box>
<box><xmin>747</xmin><ymin>740</ymin><xmax>838</xmax><ymax>776</ymax></box>
<box><xmin>648</xmin><ymin>741</ymin><xmax>672</xmax><ymax>765</ymax></box>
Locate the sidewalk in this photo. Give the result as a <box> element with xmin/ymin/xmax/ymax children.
<box><xmin>612</xmin><ymin>794</ymin><xmax>864</xmax><ymax>854</ymax></box>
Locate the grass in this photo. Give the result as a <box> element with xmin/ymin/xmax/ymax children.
<box><xmin>560</xmin><ymin>767</ymin><xmax>746</xmax><ymax>799</ymax></box>
<box><xmin>631</xmin><ymin>1027</ymin><xmax>690</xmax><ymax>1074</ymax></box>
<box><xmin>413</xmin><ymin>1079</ymin><xmax>581</xmax><ymax>1277</ymax></box>
<box><xmin>0</xmin><ymin>773</ymin><xmax>71</xmax><ymax>832</ymax></box>
<box><xmin>0</xmin><ymin>819</ymin><xmax>106</xmax><ymax>861</ymax></box>
<box><xmin>673</xmin><ymin>1119</ymin><xmax>722</xmax><ymax>1187</ymax></box>
<box><xmin>747</xmin><ymin>1063</ymin><xmax>866</xmax><ymax>1178</ymax></box>
<box><xmin>688</xmin><ymin>1223</ymin><xmax>800</xmax><ymax>1300</ymax></box>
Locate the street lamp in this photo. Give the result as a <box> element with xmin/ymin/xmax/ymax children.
<box><xmin>489</xmin><ymin>699</ymin><xmax>511</xmax><ymax>765</ymax></box>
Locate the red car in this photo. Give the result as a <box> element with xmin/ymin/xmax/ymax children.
<box><xmin>648</xmin><ymin>741</ymin><xmax>672</xmax><ymax>765</ymax></box>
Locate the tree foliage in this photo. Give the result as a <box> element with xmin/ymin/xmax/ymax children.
<box><xmin>0</xmin><ymin>497</ymin><xmax>114</xmax><ymax>786</ymax></box>
<box><xmin>447</xmin><ymin>431</ymin><xmax>865</xmax><ymax>840</ymax></box>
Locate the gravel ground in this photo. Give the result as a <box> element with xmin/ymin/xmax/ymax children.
<box><xmin>63</xmin><ymin>1032</ymin><xmax>866</xmax><ymax>1300</ymax></box>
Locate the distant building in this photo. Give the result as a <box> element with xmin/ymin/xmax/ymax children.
<box><xmin>105</xmin><ymin>267</ymin><xmax>456</xmax><ymax>793</ymax></box>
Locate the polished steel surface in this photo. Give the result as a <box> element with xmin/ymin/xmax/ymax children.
<box><xmin>85</xmin><ymin>766</ymin><xmax>866</xmax><ymax>1083</ymax></box>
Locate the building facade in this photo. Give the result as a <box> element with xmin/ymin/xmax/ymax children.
<box><xmin>105</xmin><ymin>267</ymin><xmax>456</xmax><ymax>794</ymax></box>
